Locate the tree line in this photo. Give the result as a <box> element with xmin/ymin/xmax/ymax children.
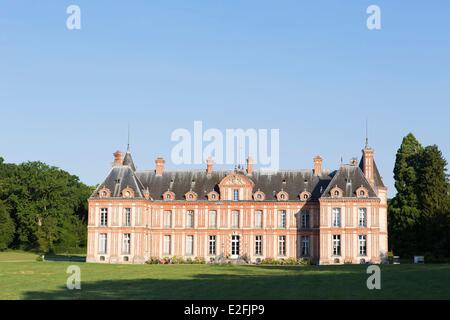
<box><xmin>0</xmin><ymin>157</ymin><xmax>93</xmax><ymax>253</ymax></box>
<box><xmin>389</xmin><ymin>133</ymin><xmax>450</xmax><ymax>260</ymax></box>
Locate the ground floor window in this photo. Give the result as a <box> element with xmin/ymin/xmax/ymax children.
<box><xmin>208</xmin><ymin>235</ymin><xmax>216</xmax><ymax>255</ymax></box>
<box><xmin>278</xmin><ymin>236</ymin><xmax>286</xmax><ymax>256</ymax></box>
<box><xmin>163</xmin><ymin>235</ymin><xmax>171</xmax><ymax>255</ymax></box>
<box><xmin>255</xmin><ymin>235</ymin><xmax>263</xmax><ymax>256</ymax></box>
<box><xmin>359</xmin><ymin>235</ymin><xmax>367</xmax><ymax>256</ymax></box>
<box><xmin>231</xmin><ymin>235</ymin><xmax>240</xmax><ymax>257</ymax></box>
<box><xmin>301</xmin><ymin>236</ymin><xmax>310</xmax><ymax>257</ymax></box>
<box><xmin>99</xmin><ymin>233</ymin><xmax>107</xmax><ymax>254</ymax></box>
<box><xmin>332</xmin><ymin>235</ymin><xmax>341</xmax><ymax>256</ymax></box>
<box><xmin>122</xmin><ymin>233</ymin><xmax>130</xmax><ymax>254</ymax></box>
<box><xmin>186</xmin><ymin>235</ymin><xmax>194</xmax><ymax>256</ymax></box>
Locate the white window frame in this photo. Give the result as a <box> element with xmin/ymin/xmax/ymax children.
<box><xmin>279</xmin><ymin>210</ymin><xmax>287</xmax><ymax>229</ymax></box>
<box><xmin>301</xmin><ymin>236</ymin><xmax>310</xmax><ymax>257</ymax></box>
<box><xmin>163</xmin><ymin>235</ymin><xmax>171</xmax><ymax>256</ymax></box>
<box><xmin>232</xmin><ymin>211</ymin><xmax>240</xmax><ymax>229</ymax></box>
<box><xmin>332</xmin><ymin>208</ymin><xmax>341</xmax><ymax>227</ymax></box>
<box><xmin>122</xmin><ymin>233</ymin><xmax>131</xmax><ymax>255</ymax></box>
<box><xmin>163</xmin><ymin>210</ymin><xmax>172</xmax><ymax>228</ymax></box>
<box><xmin>208</xmin><ymin>235</ymin><xmax>216</xmax><ymax>256</ymax></box>
<box><xmin>332</xmin><ymin>235</ymin><xmax>341</xmax><ymax>256</ymax></box>
<box><xmin>186</xmin><ymin>210</ymin><xmax>194</xmax><ymax>228</ymax></box>
<box><xmin>233</xmin><ymin>189</ymin><xmax>239</xmax><ymax>201</ymax></box>
<box><xmin>301</xmin><ymin>211</ymin><xmax>310</xmax><ymax>229</ymax></box>
<box><xmin>278</xmin><ymin>235</ymin><xmax>287</xmax><ymax>256</ymax></box>
<box><xmin>100</xmin><ymin>208</ymin><xmax>108</xmax><ymax>227</ymax></box>
<box><xmin>186</xmin><ymin>235</ymin><xmax>194</xmax><ymax>256</ymax></box>
<box><xmin>358</xmin><ymin>208</ymin><xmax>367</xmax><ymax>227</ymax></box>
<box><xmin>209</xmin><ymin>211</ymin><xmax>217</xmax><ymax>228</ymax></box>
<box><xmin>255</xmin><ymin>211</ymin><xmax>263</xmax><ymax>229</ymax></box>
<box><xmin>255</xmin><ymin>235</ymin><xmax>263</xmax><ymax>256</ymax></box>
<box><xmin>124</xmin><ymin>208</ymin><xmax>131</xmax><ymax>227</ymax></box>
<box><xmin>99</xmin><ymin>233</ymin><xmax>107</xmax><ymax>254</ymax></box>
<box><xmin>359</xmin><ymin>235</ymin><xmax>367</xmax><ymax>256</ymax></box>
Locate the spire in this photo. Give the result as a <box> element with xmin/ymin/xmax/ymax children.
<box><xmin>365</xmin><ymin>118</ymin><xmax>369</xmax><ymax>148</ymax></box>
<box><xmin>127</xmin><ymin>123</ymin><xmax>131</xmax><ymax>152</ymax></box>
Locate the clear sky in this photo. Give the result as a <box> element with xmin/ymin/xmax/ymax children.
<box><xmin>0</xmin><ymin>1</ymin><xmax>449</xmax><ymax>197</ymax></box>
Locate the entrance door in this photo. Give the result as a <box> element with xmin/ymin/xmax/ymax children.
<box><xmin>231</xmin><ymin>235</ymin><xmax>240</xmax><ymax>258</ymax></box>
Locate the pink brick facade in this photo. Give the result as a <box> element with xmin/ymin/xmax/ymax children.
<box><xmin>87</xmin><ymin>145</ymin><xmax>388</xmax><ymax>265</ymax></box>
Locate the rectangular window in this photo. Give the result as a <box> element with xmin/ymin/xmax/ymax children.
<box><xmin>100</xmin><ymin>208</ymin><xmax>108</xmax><ymax>226</ymax></box>
<box><xmin>122</xmin><ymin>233</ymin><xmax>131</xmax><ymax>254</ymax></box>
<box><xmin>233</xmin><ymin>189</ymin><xmax>239</xmax><ymax>201</ymax></box>
<box><xmin>186</xmin><ymin>210</ymin><xmax>194</xmax><ymax>228</ymax></box>
<box><xmin>279</xmin><ymin>210</ymin><xmax>287</xmax><ymax>228</ymax></box>
<box><xmin>255</xmin><ymin>211</ymin><xmax>263</xmax><ymax>228</ymax></box>
<box><xmin>359</xmin><ymin>208</ymin><xmax>367</xmax><ymax>227</ymax></box>
<box><xmin>359</xmin><ymin>235</ymin><xmax>367</xmax><ymax>256</ymax></box>
<box><xmin>278</xmin><ymin>236</ymin><xmax>286</xmax><ymax>256</ymax></box>
<box><xmin>163</xmin><ymin>211</ymin><xmax>172</xmax><ymax>228</ymax></box>
<box><xmin>333</xmin><ymin>235</ymin><xmax>341</xmax><ymax>256</ymax></box>
<box><xmin>186</xmin><ymin>235</ymin><xmax>194</xmax><ymax>256</ymax></box>
<box><xmin>124</xmin><ymin>208</ymin><xmax>131</xmax><ymax>227</ymax></box>
<box><xmin>208</xmin><ymin>235</ymin><xmax>216</xmax><ymax>256</ymax></box>
<box><xmin>332</xmin><ymin>208</ymin><xmax>341</xmax><ymax>227</ymax></box>
<box><xmin>301</xmin><ymin>236</ymin><xmax>310</xmax><ymax>257</ymax></box>
<box><xmin>163</xmin><ymin>235</ymin><xmax>171</xmax><ymax>255</ymax></box>
<box><xmin>301</xmin><ymin>211</ymin><xmax>310</xmax><ymax>229</ymax></box>
<box><xmin>255</xmin><ymin>235</ymin><xmax>263</xmax><ymax>256</ymax></box>
<box><xmin>209</xmin><ymin>211</ymin><xmax>217</xmax><ymax>228</ymax></box>
<box><xmin>99</xmin><ymin>233</ymin><xmax>107</xmax><ymax>254</ymax></box>
<box><xmin>232</xmin><ymin>211</ymin><xmax>240</xmax><ymax>229</ymax></box>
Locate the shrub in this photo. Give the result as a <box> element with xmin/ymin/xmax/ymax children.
<box><xmin>171</xmin><ymin>256</ymin><xmax>185</xmax><ymax>264</ymax></box>
<box><xmin>193</xmin><ymin>256</ymin><xmax>206</xmax><ymax>264</ymax></box>
<box><xmin>145</xmin><ymin>257</ymin><xmax>160</xmax><ymax>264</ymax></box>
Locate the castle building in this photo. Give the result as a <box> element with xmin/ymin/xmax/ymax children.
<box><xmin>87</xmin><ymin>144</ymin><xmax>388</xmax><ymax>265</ymax></box>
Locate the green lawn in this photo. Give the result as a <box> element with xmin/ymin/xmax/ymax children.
<box><xmin>0</xmin><ymin>251</ymin><xmax>449</xmax><ymax>300</ymax></box>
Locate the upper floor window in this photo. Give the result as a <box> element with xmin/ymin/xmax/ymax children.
<box><xmin>232</xmin><ymin>211</ymin><xmax>240</xmax><ymax>229</ymax></box>
<box><xmin>209</xmin><ymin>211</ymin><xmax>217</xmax><ymax>228</ymax></box>
<box><xmin>358</xmin><ymin>208</ymin><xmax>367</xmax><ymax>227</ymax></box>
<box><xmin>100</xmin><ymin>208</ymin><xmax>108</xmax><ymax>227</ymax></box>
<box><xmin>278</xmin><ymin>210</ymin><xmax>287</xmax><ymax>228</ymax></box>
<box><xmin>233</xmin><ymin>189</ymin><xmax>239</xmax><ymax>201</ymax></box>
<box><xmin>255</xmin><ymin>211</ymin><xmax>263</xmax><ymax>228</ymax></box>
<box><xmin>186</xmin><ymin>210</ymin><xmax>194</xmax><ymax>228</ymax></box>
<box><xmin>301</xmin><ymin>211</ymin><xmax>310</xmax><ymax>229</ymax></box>
<box><xmin>124</xmin><ymin>208</ymin><xmax>131</xmax><ymax>227</ymax></box>
<box><xmin>163</xmin><ymin>211</ymin><xmax>172</xmax><ymax>228</ymax></box>
<box><xmin>332</xmin><ymin>208</ymin><xmax>341</xmax><ymax>227</ymax></box>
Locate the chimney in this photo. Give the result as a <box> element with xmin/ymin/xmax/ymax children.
<box><xmin>206</xmin><ymin>157</ymin><xmax>213</xmax><ymax>174</ymax></box>
<box><xmin>113</xmin><ymin>151</ymin><xmax>124</xmax><ymax>167</ymax></box>
<box><xmin>155</xmin><ymin>157</ymin><xmax>165</xmax><ymax>176</ymax></box>
<box><xmin>362</xmin><ymin>147</ymin><xmax>375</xmax><ymax>186</ymax></box>
<box><xmin>246</xmin><ymin>157</ymin><xmax>253</xmax><ymax>176</ymax></box>
<box><xmin>313</xmin><ymin>156</ymin><xmax>323</xmax><ymax>176</ymax></box>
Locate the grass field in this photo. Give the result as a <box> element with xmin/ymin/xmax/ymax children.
<box><xmin>1</xmin><ymin>251</ymin><xmax>449</xmax><ymax>300</ymax></box>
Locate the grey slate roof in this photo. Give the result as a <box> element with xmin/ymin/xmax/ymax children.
<box><xmin>358</xmin><ymin>158</ymin><xmax>385</xmax><ymax>189</ymax></box>
<box><xmin>321</xmin><ymin>164</ymin><xmax>378</xmax><ymax>198</ymax></box>
<box><xmin>91</xmin><ymin>151</ymin><xmax>383</xmax><ymax>200</ymax></box>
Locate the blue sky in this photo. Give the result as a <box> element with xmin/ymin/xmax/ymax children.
<box><xmin>0</xmin><ymin>0</ymin><xmax>449</xmax><ymax>196</ymax></box>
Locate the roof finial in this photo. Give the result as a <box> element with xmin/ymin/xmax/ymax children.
<box><xmin>127</xmin><ymin>123</ymin><xmax>131</xmax><ymax>152</ymax></box>
<box><xmin>365</xmin><ymin>118</ymin><xmax>369</xmax><ymax>148</ymax></box>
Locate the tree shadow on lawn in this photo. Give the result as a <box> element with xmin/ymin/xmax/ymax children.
<box><xmin>21</xmin><ymin>264</ymin><xmax>450</xmax><ymax>300</ymax></box>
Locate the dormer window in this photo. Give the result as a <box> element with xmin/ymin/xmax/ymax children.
<box><xmin>330</xmin><ymin>186</ymin><xmax>343</xmax><ymax>198</ymax></box>
<box><xmin>185</xmin><ymin>191</ymin><xmax>198</xmax><ymax>201</ymax></box>
<box><xmin>163</xmin><ymin>191</ymin><xmax>175</xmax><ymax>201</ymax></box>
<box><xmin>300</xmin><ymin>191</ymin><xmax>311</xmax><ymax>201</ymax></box>
<box><xmin>121</xmin><ymin>187</ymin><xmax>135</xmax><ymax>199</ymax></box>
<box><xmin>356</xmin><ymin>186</ymin><xmax>369</xmax><ymax>198</ymax></box>
<box><xmin>253</xmin><ymin>191</ymin><xmax>265</xmax><ymax>201</ymax></box>
<box><xmin>98</xmin><ymin>186</ymin><xmax>111</xmax><ymax>198</ymax></box>
<box><xmin>207</xmin><ymin>191</ymin><xmax>219</xmax><ymax>201</ymax></box>
<box><xmin>276</xmin><ymin>191</ymin><xmax>289</xmax><ymax>201</ymax></box>
<box><xmin>233</xmin><ymin>189</ymin><xmax>239</xmax><ymax>201</ymax></box>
